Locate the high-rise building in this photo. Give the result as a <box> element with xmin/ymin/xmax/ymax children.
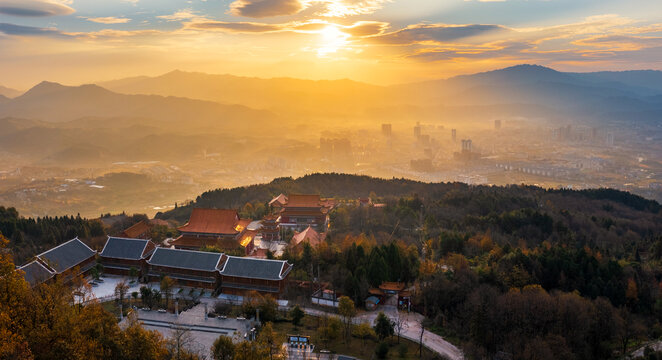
<box><xmin>381</xmin><ymin>123</ymin><xmax>392</xmax><ymax>137</ymax></box>
<box><xmin>494</xmin><ymin>119</ymin><xmax>502</xmax><ymax>130</ymax></box>
<box><xmin>414</xmin><ymin>122</ymin><xmax>421</xmax><ymax>139</ymax></box>
<box><xmin>606</xmin><ymin>132</ymin><xmax>614</xmax><ymax>146</ymax></box>
<box><xmin>461</xmin><ymin>139</ymin><xmax>472</xmax><ymax>153</ymax></box>
<box><xmin>451</xmin><ymin>129</ymin><xmax>457</xmax><ymax>142</ymax></box>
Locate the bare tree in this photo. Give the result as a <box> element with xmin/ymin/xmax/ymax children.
<box><xmin>393</xmin><ymin>311</ymin><xmax>409</xmax><ymax>344</ymax></box>
<box><xmin>115</xmin><ymin>280</ymin><xmax>129</xmax><ymax>305</ymax></box>
<box><xmin>168</xmin><ymin>323</ymin><xmax>208</xmax><ymax>360</ymax></box>
<box><xmin>419</xmin><ymin>317</ymin><xmax>425</xmax><ymax>358</ymax></box>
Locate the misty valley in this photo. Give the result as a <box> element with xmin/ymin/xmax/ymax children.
<box><xmin>2</xmin><ymin>64</ymin><xmax>662</xmax><ymax>218</ymax></box>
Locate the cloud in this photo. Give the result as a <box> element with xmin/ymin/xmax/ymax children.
<box><xmin>186</xmin><ymin>20</ymin><xmax>283</xmax><ymax>33</ymax></box>
<box><xmin>368</xmin><ymin>24</ymin><xmax>511</xmax><ymax>45</ymax></box>
<box><xmin>342</xmin><ymin>21</ymin><xmax>389</xmax><ymax>37</ymax></box>
<box><xmin>157</xmin><ymin>9</ymin><xmax>198</xmax><ymax>21</ymax></box>
<box><xmin>227</xmin><ymin>0</ymin><xmax>390</xmax><ymax>18</ymax></box>
<box><xmin>229</xmin><ymin>0</ymin><xmax>304</xmax><ymax>18</ymax></box>
<box><xmin>0</xmin><ymin>22</ymin><xmax>65</xmax><ymax>36</ymax></box>
<box><xmin>84</xmin><ymin>17</ymin><xmax>131</xmax><ymax>24</ymax></box>
<box><xmin>184</xmin><ymin>18</ymin><xmax>387</xmax><ymax>37</ymax></box>
<box><xmin>0</xmin><ymin>0</ymin><xmax>74</xmax><ymax>17</ymax></box>
<box><xmin>311</xmin><ymin>0</ymin><xmax>391</xmax><ymax>17</ymax></box>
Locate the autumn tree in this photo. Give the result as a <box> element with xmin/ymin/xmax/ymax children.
<box><xmin>353</xmin><ymin>322</ymin><xmax>376</xmax><ymax>353</ymax></box>
<box><xmin>161</xmin><ymin>276</ymin><xmax>176</xmax><ymax>308</ymax></box>
<box><xmin>115</xmin><ymin>280</ymin><xmax>130</xmax><ymax>305</ymax></box>
<box><xmin>338</xmin><ymin>296</ymin><xmax>356</xmax><ymax>343</ymax></box>
<box><xmin>258</xmin><ymin>322</ymin><xmax>280</xmax><ymax>360</ymax></box>
<box><xmin>211</xmin><ymin>335</ymin><xmax>235</xmax><ymax>360</ymax></box>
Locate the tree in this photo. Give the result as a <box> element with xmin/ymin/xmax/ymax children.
<box><xmin>0</xmin><ymin>235</ymin><xmax>32</xmax><ymax>360</ymax></box>
<box><xmin>393</xmin><ymin>310</ymin><xmax>409</xmax><ymax>344</ymax></box>
<box><xmin>140</xmin><ymin>286</ymin><xmax>153</xmax><ymax>308</ymax></box>
<box><xmin>375</xmin><ymin>341</ymin><xmax>389</xmax><ymax>359</ymax></box>
<box><xmin>121</xmin><ymin>313</ymin><xmax>168</xmax><ymax>360</ymax></box>
<box><xmin>258</xmin><ymin>322</ymin><xmax>279</xmax><ymax>360</ymax></box>
<box><xmin>211</xmin><ymin>335</ymin><xmax>235</xmax><ymax>360</ymax></box>
<box><xmin>234</xmin><ymin>340</ymin><xmax>269</xmax><ymax>360</ymax></box>
<box><xmin>318</xmin><ymin>316</ymin><xmax>342</xmax><ymax>349</ymax></box>
<box><xmin>160</xmin><ymin>276</ymin><xmax>176</xmax><ymax>309</ymax></box>
<box><xmin>166</xmin><ymin>324</ymin><xmax>203</xmax><ymax>360</ymax></box>
<box><xmin>115</xmin><ymin>281</ymin><xmax>130</xmax><ymax>305</ymax></box>
<box><xmin>129</xmin><ymin>267</ymin><xmax>138</xmax><ymax>281</ymax></box>
<box><xmin>353</xmin><ymin>322</ymin><xmax>376</xmax><ymax>352</ymax></box>
<box><xmin>374</xmin><ymin>312</ymin><xmax>394</xmax><ymax>341</ymax></box>
<box><xmin>338</xmin><ymin>296</ymin><xmax>356</xmax><ymax>343</ymax></box>
<box><xmin>289</xmin><ymin>305</ymin><xmax>304</xmax><ymax>327</ymax></box>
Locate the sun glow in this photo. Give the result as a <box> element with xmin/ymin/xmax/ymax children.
<box><xmin>317</xmin><ymin>25</ymin><xmax>350</xmax><ymax>57</ymax></box>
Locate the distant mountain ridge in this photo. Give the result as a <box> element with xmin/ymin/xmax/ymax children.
<box><xmin>100</xmin><ymin>69</ymin><xmax>390</xmax><ymax>115</ymax></box>
<box><xmin>97</xmin><ymin>64</ymin><xmax>662</xmax><ymax>124</ymax></box>
<box><xmin>0</xmin><ymin>84</ymin><xmax>22</xmax><ymax>99</ymax></box>
<box><xmin>0</xmin><ymin>81</ymin><xmax>275</xmax><ymax>126</ymax></box>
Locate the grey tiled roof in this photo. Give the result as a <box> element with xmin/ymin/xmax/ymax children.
<box><xmin>147</xmin><ymin>247</ymin><xmax>222</xmax><ymax>272</ymax></box>
<box><xmin>37</xmin><ymin>237</ymin><xmax>96</xmax><ymax>274</ymax></box>
<box><xmin>100</xmin><ymin>237</ymin><xmax>151</xmax><ymax>260</ymax></box>
<box><xmin>220</xmin><ymin>256</ymin><xmax>291</xmax><ymax>281</ymax></box>
<box><xmin>19</xmin><ymin>260</ymin><xmax>54</xmax><ymax>286</ymax></box>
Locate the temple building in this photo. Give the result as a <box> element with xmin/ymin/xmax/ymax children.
<box><xmin>30</xmin><ymin>237</ymin><xmax>97</xmax><ymax>284</ymax></box>
<box><xmin>219</xmin><ymin>255</ymin><xmax>292</xmax><ymax>297</ymax></box>
<box><xmin>146</xmin><ymin>247</ymin><xmax>223</xmax><ymax>289</ymax></box>
<box><xmin>19</xmin><ymin>260</ymin><xmax>55</xmax><ymax>287</ymax></box>
<box><xmin>120</xmin><ymin>220</ymin><xmax>152</xmax><ymax>239</ymax></box>
<box><xmin>170</xmin><ymin>208</ymin><xmax>252</xmax><ymax>252</ymax></box>
<box><xmin>99</xmin><ymin>236</ymin><xmax>156</xmax><ymax>277</ymax></box>
<box><xmin>290</xmin><ymin>226</ymin><xmax>326</xmax><ymax>253</ymax></box>
<box><xmin>276</xmin><ymin>194</ymin><xmax>331</xmax><ymax>231</ymax></box>
<box><xmin>260</xmin><ymin>214</ymin><xmax>280</xmax><ymax>242</ymax></box>
<box><xmin>268</xmin><ymin>193</ymin><xmax>288</xmax><ymax>211</ymax></box>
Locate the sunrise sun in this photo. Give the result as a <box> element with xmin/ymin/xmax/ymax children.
<box><xmin>317</xmin><ymin>25</ymin><xmax>350</xmax><ymax>57</ymax></box>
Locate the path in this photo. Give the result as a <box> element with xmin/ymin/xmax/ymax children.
<box><xmin>301</xmin><ymin>303</ymin><xmax>464</xmax><ymax>360</ymax></box>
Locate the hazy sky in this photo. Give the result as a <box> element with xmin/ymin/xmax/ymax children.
<box><xmin>1</xmin><ymin>0</ymin><xmax>662</xmax><ymax>88</ymax></box>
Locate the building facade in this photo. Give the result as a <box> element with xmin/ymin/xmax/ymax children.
<box><xmin>99</xmin><ymin>236</ymin><xmax>156</xmax><ymax>277</ymax></box>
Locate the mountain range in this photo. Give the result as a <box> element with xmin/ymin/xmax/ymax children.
<box><xmin>0</xmin><ymin>85</ymin><xmax>21</xmax><ymax>99</ymax></box>
<box><xmin>1</xmin><ymin>64</ymin><xmax>662</xmax><ymax>167</ymax></box>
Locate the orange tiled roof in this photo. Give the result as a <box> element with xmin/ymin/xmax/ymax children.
<box><xmin>285</xmin><ymin>194</ymin><xmax>321</xmax><ymax>208</ymax></box>
<box><xmin>269</xmin><ymin>194</ymin><xmax>288</xmax><ymax>207</ymax></box>
<box><xmin>121</xmin><ymin>220</ymin><xmax>151</xmax><ymax>238</ymax></box>
<box><xmin>178</xmin><ymin>208</ymin><xmax>241</xmax><ymax>235</ymax></box>
<box><xmin>379</xmin><ymin>282</ymin><xmax>406</xmax><ymax>292</ymax></box>
<box><xmin>292</xmin><ymin>226</ymin><xmax>325</xmax><ymax>248</ymax></box>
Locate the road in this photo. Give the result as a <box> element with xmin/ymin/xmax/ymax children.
<box><xmin>301</xmin><ymin>300</ymin><xmax>464</xmax><ymax>360</ymax></box>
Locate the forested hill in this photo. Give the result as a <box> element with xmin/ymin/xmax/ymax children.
<box><xmin>157</xmin><ymin>173</ymin><xmax>661</xmax><ymax>256</ymax></box>
<box><xmin>159</xmin><ymin>173</ymin><xmax>661</xmax><ymax>222</ymax></box>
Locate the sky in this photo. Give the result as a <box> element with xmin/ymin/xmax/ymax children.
<box><xmin>1</xmin><ymin>0</ymin><xmax>662</xmax><ymax>89</ymax></box>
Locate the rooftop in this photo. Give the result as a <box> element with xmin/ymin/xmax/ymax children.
<box><xmin>37</xmin><ymin>237</ymin><xmax>96</xmax><ymax>274</ymax></box>
<box><xmin>147</xmin><ymin>247</ymin><xmax>223</xmax><ymax>272</ymax></box>
<box><xmin>121</xmin><ymin>220</ymin><xmax>151</xmax><ymax>239</ymax></box>
<box><xmin>269</xmin><ymin>193</ymin><xmax>288</xmax><ymax>207</ymax></box>
<box><xmin>291</xmin><ymin>226</ymin><xmax>325</xmax><ymax>248</ymax></box>
<box><xmin>220</xmin><ymin>256</ymin><xmax>292</xmax><ymax>281</ymax></box>
<box><xmin>284</xmin><ymin>194</ymin><xmax>321</xmax><ymax>208</ymax></box>
<box><xmin>178</xmin><ymin>208</ymin><xmax>241</xmax><ymax>235</ymax></box>
<box><xmin>100</xmin><ymin>236</ymin><xmax>154</xmax><ymax>260</ymax></box>
<box><xmin>19</xmin><ymin>260</ymin><xmax>54</xmax><ymax>286</ymax></box>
